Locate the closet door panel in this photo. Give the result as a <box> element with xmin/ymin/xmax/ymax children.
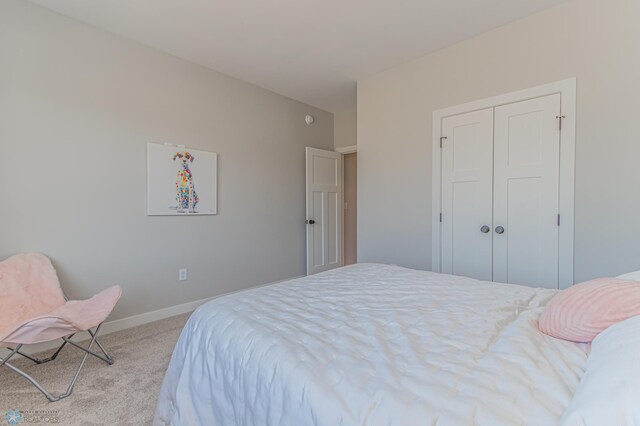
<box><xmin>441</xmin><ymin>109</ymin><xmax>494</xmax><ymax>281</ymax></box>
<box><xmin>493</xmin><ymin>94</ymin><xmax>561</xmax><ymax>288</ymax></box>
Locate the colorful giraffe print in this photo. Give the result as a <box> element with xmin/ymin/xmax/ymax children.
<box><xmin>173</xmin><ymin>151</ymin><xmax>199</xmax><ymax>212</ymax></box>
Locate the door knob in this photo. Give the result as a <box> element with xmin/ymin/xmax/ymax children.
<box><xmin>480</xmin><ymin>225</ymin><xmax>490</xmax><ymax>234</ymax></box>
<box><xmin>306</xmin><ymin>219</ymin><xmax>316</xmax><ymax>225</ymax></box>
<box><xmin>495</xmin><ymin>226</ymin><xmax>505</xmax><ymax>234</ymax></box>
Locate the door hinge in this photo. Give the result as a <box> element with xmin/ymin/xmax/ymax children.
<box><xmin>440</xmin><ymin>136</ymin><xmax>447</xmax><ymax>148</ymax></box>
<box><xmin>439</xmin><ymin>213</ymin><xmax>443</xmax><ymax>223</ymax></box>
<box><xmin>557</xmin><ymin>214</ymin><xmax>561</xmax><ymax>226</ymax></box>
<box><xmin>556</xmin><ymin>115</ymin><xmax>566</xmax><ymax>131</ymax></box>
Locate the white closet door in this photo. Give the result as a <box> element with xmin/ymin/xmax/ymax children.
<box><xmin>441</xmin><ymin>108</ymin><xmax>494</xmax><ymax>281</ymax></box>
<box><xmin>493</xmin><ymin>94</ymin><xmax>561</xmax><ymax>288</ymax></box>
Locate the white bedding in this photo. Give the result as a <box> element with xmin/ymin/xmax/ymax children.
<box><xmin>154</xmin><ymin>263</ymin><xmax>588</xmax><ymax>425</ymax></box>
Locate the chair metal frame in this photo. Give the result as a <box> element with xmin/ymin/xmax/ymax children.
<box><xmin>0</xmin><ymin>323</ymin><xmax>113</xmax><ymax>402</ymax></box>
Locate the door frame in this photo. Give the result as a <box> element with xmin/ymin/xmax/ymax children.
<box><xmin>335</xmin><ymin>145</ymin><xmax>357</xmax><ymax>154</ymax></box>
<box><xmin>336</xmin><ymin>146</ymin><xmax>357</xmax><ymax>266</ymax></box>
<box><xmin>431</xmin><ymin>78</ymin><xmax>576</xmax><ymax>289</ymax></box>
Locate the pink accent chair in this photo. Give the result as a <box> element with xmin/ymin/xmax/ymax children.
<box><xmin>0</xmin><ymin>253</ymin><xmax>122</xmax><ymax>402</ymax></box>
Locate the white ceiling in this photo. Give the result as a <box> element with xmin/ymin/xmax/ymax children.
<box><xmin>29</xmin><ymin>0</ymin><xmax>565</xmax><ymax>113</ymax></box>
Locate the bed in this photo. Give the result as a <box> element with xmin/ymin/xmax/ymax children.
<box><xmin>154</xmin><ymin>263</ymin><xmax>590</xmax><ymax>425</ymax></box>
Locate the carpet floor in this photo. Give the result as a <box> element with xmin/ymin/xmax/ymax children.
<box><xmin>0</xmin><ymin>313</ymin><xmax>190</xmax><ymax>425</ymax></box>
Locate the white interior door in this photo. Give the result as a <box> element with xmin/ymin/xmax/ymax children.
<box><xmin>493</xmin><ymin>94</ymin><xmax>561</xmax><ymax>288</ymax></box>
<box><xmin>306</xmin><ymin>147</ymin><xmax>342</xmax><ymax>275</ymax></box>
<box><xmin>440</xmin><ymin>108</ymin><xmax>494</xmax><ymax>281</ymax></box>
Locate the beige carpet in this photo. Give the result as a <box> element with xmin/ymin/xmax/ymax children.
<box><xmin>0</xmin><ymin>313</ymin><xmax>190</xmax><ymax>426</ymax></box>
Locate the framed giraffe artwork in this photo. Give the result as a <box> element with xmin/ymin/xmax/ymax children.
<box><xmin>147</xmin><ymin>142</ymin><xmax>218</xmax><ymax>215</ymax></box>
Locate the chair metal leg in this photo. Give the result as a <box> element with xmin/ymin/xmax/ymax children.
<box><xmin>62</xmin><ymin>335</ymin><xmax>113</xmax><ymax>365</ymax></box>
<box><xmin>87</xmin><ymin>328</ymin><xmax>113</xmax><ymax>362</ymax></box>
<box><xmin>0</xmin><ymin>345</ymin><xmax>57</xmax><ymax>400</ymax></box>
<box><xmin>0</xmin><ymin>324</ymin><xmax>111</xmax><ymax>402</ymax></box>
<box><xmin>8</xmin><ymin>340</ymin><xmax>70</xmax><ymax>365</ymax></box>
<box><xmin>0</xmin><ymin>345</ymin><xmax>22</xmax><ymax>367</ymax></box>
<box><xmin>2</xmin><ymin>360</ymin><xmax>60</xmax><ymax>402</ymax></box>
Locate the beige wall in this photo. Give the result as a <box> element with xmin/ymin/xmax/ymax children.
<box><xmin>334</xmin><ymin>109</ymin><xmax>357</xmax><ymax>149</ymax></box>
<box><xmin>343</xmin><ymin>153</ymin><xmax>357</xmax><ymax>265</ymax></box>
<box><xmin>0</xmin><ymin>0</ymin><xmax>333</xmax><ymax>320</ymax></box>
<box><xmin>358</xmin><ymin>0</ymin><xmax>640</xmax><ymax>282</ymax></box>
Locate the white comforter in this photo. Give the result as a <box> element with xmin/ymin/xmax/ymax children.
<box><xmin>154</xmin><ymin>264</ymin><xmax>588</xmax><ymax>426</ymax></box>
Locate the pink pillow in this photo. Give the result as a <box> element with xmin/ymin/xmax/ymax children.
<box><xmin>538</xmin><ymin>277</ymin><xmax>640</xmax><ymax>343</ymax></box>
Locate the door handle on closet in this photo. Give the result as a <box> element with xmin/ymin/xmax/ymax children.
<box><xmin>480</xmin><ymin>226</ymin><xmax>490</xmax><ymax>234</ymax></box>
<box><xmin>495</xmin><ymin>226</ymin><xmax>505</xmax><ymax>234</ymax></box>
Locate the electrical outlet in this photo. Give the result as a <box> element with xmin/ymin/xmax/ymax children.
<box><xmin>179</xmin><ymin>268</ymin><xmax>188</xmax><ymax>281</ymax></box>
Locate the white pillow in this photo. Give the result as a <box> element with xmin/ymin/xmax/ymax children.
<box><xmin>616</xmin><ymin>271</ymin><xmax>640</xmax><ymax>281</ymax></box>
<box><xmin>560</xmin><ymin>315</ymin><xmax>640</xmax><ymax>425</ymax></box>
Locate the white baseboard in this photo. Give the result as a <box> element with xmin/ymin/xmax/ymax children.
<box><xmin>5</xmin><ymin>274</ymin><xmax>304</xmax><ymax>357</ymax></box>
